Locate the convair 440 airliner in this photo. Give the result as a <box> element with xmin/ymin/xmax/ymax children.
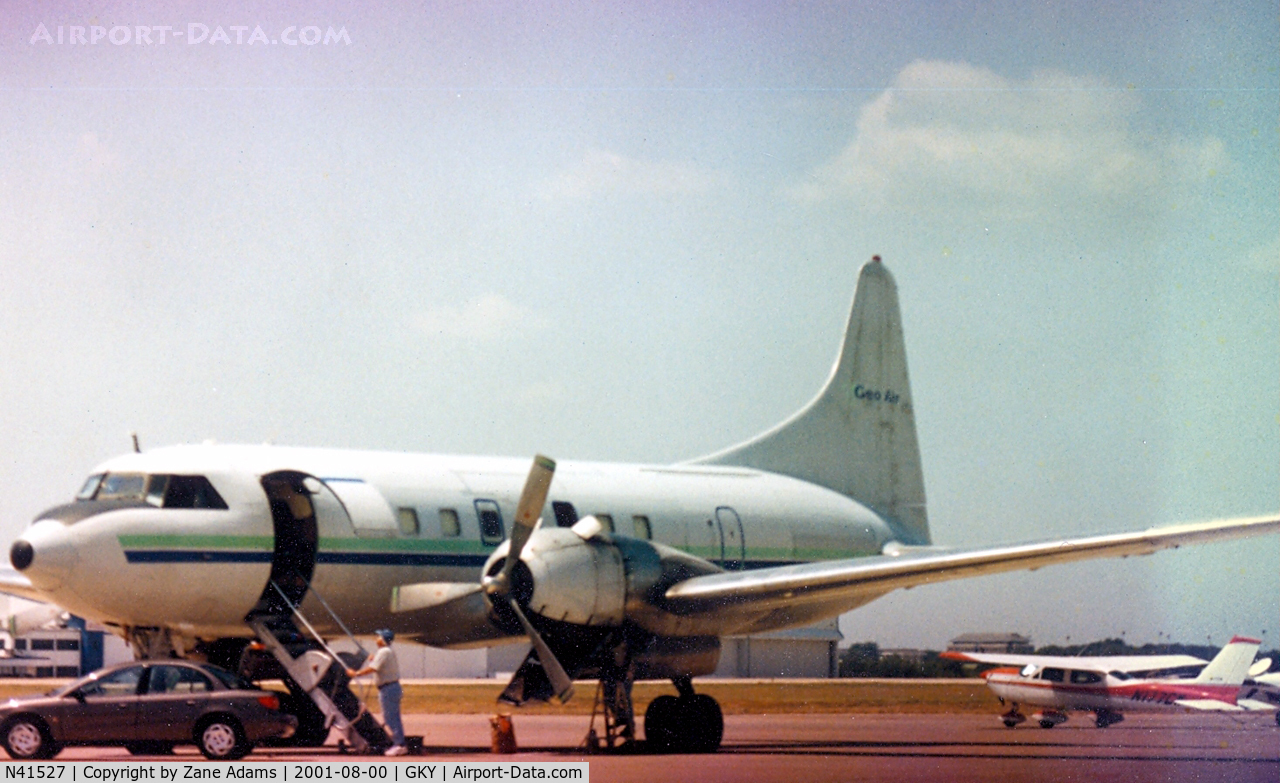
<box><xmin>4</xmin><ymin>257</ymin><xmax>1276</xmax><ymax>754</ymax></box>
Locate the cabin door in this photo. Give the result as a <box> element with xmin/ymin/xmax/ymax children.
<box><xmin>257</xmin><ymin>472</ymin><xmax>320</xmax><ymax>613</ymax></box>
<box><xmin>715</xmin><ymin>506</ymin><xmax>745</xmax><ymax>571</ymax></box>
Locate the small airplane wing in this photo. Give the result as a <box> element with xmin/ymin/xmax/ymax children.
<box><xmin>0</xmin><ymin>567</ymin><xmax>51</xmax><ymax>604</ymax></box>
<box><xmin>663</xmin><ymin>514</ymin><xmax>1279</xmax><ymax>629</ymax></box>
<box><xmin>939</xmin><ymin>650</ymin><xmax>1209</xmax><ymax>672</ymax></box>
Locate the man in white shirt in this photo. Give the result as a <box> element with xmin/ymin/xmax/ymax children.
<box><xmin>347</xmin><ymin>629</ymin><xmax>405</xmax><ymax>755</ymax></box>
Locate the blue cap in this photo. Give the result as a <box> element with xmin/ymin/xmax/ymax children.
<box><xmin>376</xmin><ymin>629</ymin><xmax>394</xmax><ymax>643</ymax></box>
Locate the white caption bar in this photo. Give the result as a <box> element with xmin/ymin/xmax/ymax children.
<box><xmin>0</xmin><ymin>762</ymin><xmax>588</xmax><ymax>783</ymax></box>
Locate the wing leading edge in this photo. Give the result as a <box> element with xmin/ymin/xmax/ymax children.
<box><xmin>938</xmin><ymin>650</ymin><xmax>1209</xmax><ymax>672</ymax></box>
<box><xmin>662</xmin><ymin>514</ymin><xmax>1280</xmax><ymax>630</ymax></box>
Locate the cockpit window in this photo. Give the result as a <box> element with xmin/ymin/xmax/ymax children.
<box><xmin>76</xmin><ymin>474</ymin><xmax>105</xmax><ymax>500</ymax></box>
<box><xmin>162</xmin><ymin>475</ymin><xmax>228</xmax><ymax>509</ymax></box>
<box><xmin>76</xmin><ymin>472</ymin><xmax>227</xmax><ymax>510</ymax></box>
<box><xmin>96</xmin><ymin>473</ymin><xmax>147</xmax><ymax>500</ymax></box>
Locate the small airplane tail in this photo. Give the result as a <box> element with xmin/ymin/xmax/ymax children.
<box><xmin>693</xmin><ymin>256</ymin><xmax>930</xmax><ymax>545</ymax></box>
<box><xmin>1193</xmin><ymin>636</ymin><xmax>1262</xmax><ymax>687</ymax></box>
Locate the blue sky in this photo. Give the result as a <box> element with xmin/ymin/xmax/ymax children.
<box><xmin>1</xmin><ymin>1</ymin><xmax>1276</xmax><ymax>649</ymax></box>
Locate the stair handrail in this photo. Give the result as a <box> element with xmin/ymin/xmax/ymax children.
<box><xmin>268</xmin><ymin>581</ymin><xmax>354</xmax><ymax>670</ymax></box>
<box><xmin>304</xmin><ymin>582</ymin><xmax>371</xmax><ymax>662</ymax></box>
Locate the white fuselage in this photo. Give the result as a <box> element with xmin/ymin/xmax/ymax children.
<box><xmin>984</xmin><ymin>668</ymin><xmax>1240</xmax><ymax>714</ymax></box>
<box><xmin>17</xmin><ymin>444</ymin><xmax>892</xmax><ymax>644</ymax></box>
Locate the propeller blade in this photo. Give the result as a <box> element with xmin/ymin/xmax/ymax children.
<box><xmin>507</xmin><ymin>596</ymin><xmax>574</xmax><ymax>704</ymax></box>
<box><xmin>390</xmin><ymin>582</ymin><xmax>482</xmax><ymax>613</ymax></box>
<box><xmin>494</xmin><ymin>454</ymin><xmax>556</xmax><ymax>589</ymax></box>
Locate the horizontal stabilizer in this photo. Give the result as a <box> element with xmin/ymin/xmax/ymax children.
<box><xmin>390</xmin><ymin>582</ymin><xmax>480</xmax><ymax>613</ymax></box>
<box><xmin>1174</xmin><ymin>699</ymin><xmax>1244</xmax><ymax>712</ymax></box>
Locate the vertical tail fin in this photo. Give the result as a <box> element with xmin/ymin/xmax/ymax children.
<box><xmin>1193</xmin><ymin>636</ymin><xmax>1261</xmax><ymax>686</ymax></box>
<box><xmin>694</xmin><ymin>256</ymin><xmax>929</xmax><ymax>545</ymax></box>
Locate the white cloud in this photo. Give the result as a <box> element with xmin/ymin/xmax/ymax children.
<box><xmin>410</xmin><ymin>293</ymin><xmax>547</xmax><ymax>342</ymax></box>
<box><xmin>538</xmin><ymin>148</ymin><xmax>719</xmax><ymax>200</ymax></box>
<box><xmin>789</xmin><ymin>60</ymin><xmax>1227</xmax><ymax>222</ymax></box>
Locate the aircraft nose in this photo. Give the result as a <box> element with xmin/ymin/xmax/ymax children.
<box><xmin>11</xmin><ymin>521</ymin><xmax>80</xmax><ymax>590</ymax></box>
<box><xmin>9</xmin><ymin>540</ymin><xmax>33</xmax><ymax>570</ymax></box>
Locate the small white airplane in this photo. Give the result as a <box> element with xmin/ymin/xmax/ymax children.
<box><xmin>3</xmin><ymin>256</ymin><xmax>1277</xmax><ymax>753</ymax></box>
<box><xmin>943</xmin><ymin>636</ymin><xmax>1272</xmax><ymax>728</ymax></box>
<box><xmin>1238</xmin><ymin>670</ymin><xmax>1280</xmax><ymax>723</ymax></box>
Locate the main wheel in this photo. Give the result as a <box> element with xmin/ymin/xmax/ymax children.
<box><xmin>1</xmin><ymin>717</ymin><xmax>57</xmax><ymax>760</ymax></box>
<box><xmin>686</xmin><ymin>695</ymin><xmax>723</xmax><ymax>753</ymax></box>
<box><xmin>643</xmin><ymin>695</ymin><xmax>680</xmax><ymax>752</ymax></box>
<box><xmin>1039</xmin><ymin>719</ymin><xmax>1057</xmax><ymax>729</ymax></box>
<box><xmin>196</xmin><ymin>717</ymin><xmax>250</xmax><ymax>760</ymax></box>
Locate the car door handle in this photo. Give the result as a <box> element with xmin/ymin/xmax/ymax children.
<box><xmin>185</xmin><ymin>700</ymin><xmax>197</xmax><ymax>705</ymax></box>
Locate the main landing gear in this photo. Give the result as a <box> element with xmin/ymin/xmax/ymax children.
<box><xmin>1036</xmin><ymin>709</ymin><xmax>1068</xmax><ymax>729</ymax></box>
<box><xmin>586</xmin><ymin>673</ymin><xmax>724</xmax><ymax>754</ymax></box>
<box><xmin>643</xmin><ymin>676</ymin><xmax>723</xmax><ymax>753</ymax></box>
<box><xmin>1094</xmin><ymin>709</ymin><xmax>1124</xmax><ymax>728</ymax></box>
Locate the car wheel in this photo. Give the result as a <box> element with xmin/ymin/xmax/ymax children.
<box><xmin>1</xmin><ymin>717</ymin><xmax>56</xmax><ymax>760</ymax></box>
<box><xmin>196</xmin><ymin>716</ymin><xmax>250</xmax><ymax>760</ymax></box>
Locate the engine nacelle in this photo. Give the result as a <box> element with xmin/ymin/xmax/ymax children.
<box><xmin>506</xmin><ymin>526</ymin><xmax>627</xmax><ymax>626</ymax></box>
<box><xmin>482</xmin><ymin>519</ymin><xmax>726</xmax><ymax>636</ymax></box>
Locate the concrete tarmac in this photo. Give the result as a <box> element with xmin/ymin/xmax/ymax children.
<box><xmin>38</xmin><ymin>712</ymin><xmax>1278</xmax><ymax>783</ymax></box>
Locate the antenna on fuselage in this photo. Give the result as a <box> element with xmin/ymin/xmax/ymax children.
<box><xmin>130</xmin><ymin>432</ymin><xmax>141</xmax><ymax>453</ymax></box>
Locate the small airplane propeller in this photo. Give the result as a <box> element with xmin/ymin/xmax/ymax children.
<box><xmin>389</xmin><ymin>454</ymin><xmax>574</xmax><ymax>703</ymax></box>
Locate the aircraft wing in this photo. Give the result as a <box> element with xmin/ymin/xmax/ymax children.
<box><xmin>0</xmin><ymin>567</ymin><xmax>50</xmax><ymax>603</ymax></box>
<box><xmin>663</xmin><ymin>514</ymin><xmax>1279</xmax><ymax>628</ymax></box>
<box><xmin>938</xmin><ymin>650</ymin><xmax>1208</xmax><ymax>672</ymax></box>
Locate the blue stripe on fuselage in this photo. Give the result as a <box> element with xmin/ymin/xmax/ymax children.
<box><xmin>122</xmin><ymin>550</ymin><xmax>802</xmax><ymax>569</ymax></box>
<box><xmin>122</xmin><ymin>550</ymin><xmax>492</xmax><ymax>567</ymax></box>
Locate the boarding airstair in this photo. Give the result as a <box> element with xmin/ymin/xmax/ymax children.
<box><xmin>246</xmin><ymin>582</ymin><xmax>390</xmax><ymax>754</ymax></box>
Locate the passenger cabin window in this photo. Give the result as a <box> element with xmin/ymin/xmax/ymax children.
<box><xmin>439</xmin><ymin>508</ymin><xmax>460</xmax><ymax>537</ymax></box>
<box><xmin>1040</xmin><ymin>667</ymin><xmax>1065</xmax><ymax>683</ymax></box>
<box><xmin>397</xmin><ymin>508</ymin><xmax>420</xmax><ymax>536</ymax></box>
<box><xmin>594</xmin><ymin>514</ymin><xmax>614</xmax><ymax>533</ymax></box>
<box><xmin>1070</xmin><ymin>670</ymin><xmax>1103</xmax><ymax>685</ymax></box>
<box><xmin>475</xmin><ymin>500</ymin><xmax>505</xmax><ymax>545</ymax></box>
<box><xmin>632</xmin><ymin>515</ymin><xmax>652</xmax><ymax>539</ymax></box>
<box><xmin>552</xmin><ymin>501</ymin><xmax>578</xmax><ymax>528</ymax></box>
